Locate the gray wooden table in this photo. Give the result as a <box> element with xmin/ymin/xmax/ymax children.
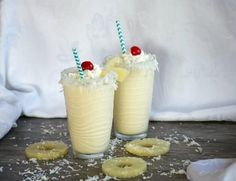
<box><xmin>0</xmin><ymin>117</ymin><xmax>236</xmax><ymax>181</ymax></box>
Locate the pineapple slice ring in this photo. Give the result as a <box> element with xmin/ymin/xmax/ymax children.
<box><xmin>25</xmin><ymin>141</ymin><xmax>68</xmax><ymax>160</ymax></box>
<box><xmin>104</xmin><ymin>57</ymin><xmax>129</xmax><ymax>82</ymax></box>
<box><xmin>109</xmin><ymin>66</ymin><xmax>129</xmax><ymax>82</ymax></box>
<box><xmin>102</xmin><ymin>157</ymin><xmax>147</xmax><ymax>179</ymax></box>
<box><xmin>125</xmin><ymin>138</ymin><xmax>170</xmax><ymax>157</ymax></box>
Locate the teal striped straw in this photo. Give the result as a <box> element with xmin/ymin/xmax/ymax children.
<box><xmin>116</xmin><ymin>20</ymin><xmax>127</xmax><ymax>54</ymax></box>
<box><xmin>72</xmin><ymin>48</ymin><xmax>84</xmax><ymax>79</ymax></box>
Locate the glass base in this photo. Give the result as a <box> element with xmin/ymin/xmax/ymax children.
<box><xmin>115</xmin><ymin>131</ymin><xmax>147</xmax><ymax>140</ymax></box>
<box><xmin>73</xmin><ymin>150</ymin><xmax>104</xmax><ymax>159</ymax></box>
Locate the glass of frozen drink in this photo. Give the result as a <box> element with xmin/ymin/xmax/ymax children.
<box><xmin>60</xmin><ymin>60</ymin><xmax>116</xmax><ymax>159</ymax></box>
<box><xmin>105</xmin><ymin>46</ymin><xmax>158</xmax><ymax>140</ymax></box>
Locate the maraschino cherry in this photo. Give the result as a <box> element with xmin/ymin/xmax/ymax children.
<box><xmin>81</xmin><ymin>61</ymin><xmax>94</xmax><ymax>71</ymax></box>
<box><xmin>130</xmin><ymin>46</ymin><xmax>141</xmax><ymax>56</ymax></box>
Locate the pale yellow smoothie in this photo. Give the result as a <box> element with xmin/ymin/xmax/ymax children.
<box><xmin>105</xmin><ymin>49</ymin><xmax>158</xmax><ymax>139</ymax></box>
<box><xmin>114</xmin><ymin>69</ymin><xmax>155</xmax><ymax>135</ymax></box>
<box><xmin>60</xmin><ymin>66</ymin><xmax>116</xmax><ymax>158</ymax></box>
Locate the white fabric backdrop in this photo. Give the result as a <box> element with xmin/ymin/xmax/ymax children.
<box><xmin>1</xmin><ymin>0</ymin><xmax>236</xmax><ymax>136</ymax></box>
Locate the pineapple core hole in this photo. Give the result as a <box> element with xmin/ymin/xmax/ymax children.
<box><xmin>142</xmin><ymin>143</ymin><xmax>154</xmax><ymax>148</ymax></box>
<box><xmin>118</xmin><ymin>163</ymin><xmax>132</xmax><ymax>168</ymax></box>
<box><xmin>40</xmin><ymin>145</ymin><xmax>54</xmax><ymax>151</ymax></box>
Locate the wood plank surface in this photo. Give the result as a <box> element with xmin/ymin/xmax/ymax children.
<box><xmin>0</xmin><ymin>117</ymin><xmax>236</xmax><ymax>180</ymax></box>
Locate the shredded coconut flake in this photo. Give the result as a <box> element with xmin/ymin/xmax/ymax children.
<box><xmin>160</xmin><ymin>172</ymin><xmax>168</xmax><ymax>176</ymax></box>
<box><xmin>170</xmin><ymin>168</ymin><xmax>186</xmax><ymax>175</ymax></box>
<box><xmin>84</xmin><ymin>175</ymin><xmax>99</xmax><ymax>181</ymax></box>
<box><xmin>143</xmin><ymin>173</ymin><xmax>153</xmax><ymax>179</ymax></box>
<box><xmin>49</xmin><ymin>166</ymin><xmax>61</xmax><ymax>174</ymax></box>
<box><xmin>107</xmin><ymin>138</ymin><xmax>122</xmax><ymax>158</ymax></box>
<box><xmin>151</xmin><ymin>156</ymin><xmax>161</xmax><ymax>162</ymax></box>
<box><xmin>87</xmin><ymin>161</ymin><xmax>98</xmax><ymax>167</ymax></box>
<box><xmin>187</xmin><ymin>140</ymin><xmax>201</xmax><ymax>147</ymax></box>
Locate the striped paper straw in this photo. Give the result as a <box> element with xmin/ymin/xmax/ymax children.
<box><xmin>72</xmin><ymin>48</ymin><xmax>84</xmax><ymax>79</ymax></box>
<box><xmin>116</xmin><ymin>20</ymin><xmax>127</xmax><ymax>54</ymax></box>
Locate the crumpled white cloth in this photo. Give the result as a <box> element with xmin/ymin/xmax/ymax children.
<box><xmin>0</xmin><ymin>1</ymin><xmax>236</xmax><ymax>135</ymax></box>
<box><xmin>0</xmin><ymin>86</ymin><xmax>22</xmax><ymax>138</ymax></box>
<box><xmin>187</xmin><ymin>159</ymin><xmax>236</xmax><ymax>181</ymax></box>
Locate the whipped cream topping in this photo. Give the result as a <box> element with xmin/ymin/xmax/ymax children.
<box><xmin>60</xmin><ymin>64</ymin><xmax>117</xmax><ymax>89</ymax></box>
<box><xmin>106</xmin><ymin>51</ymin><xmax>158</xmax><ymax>71</ymax></box>
<box><xmin>122</xmin><ymin>51</ymin><xmax>150</xmax><ymax>63</ymax></box>
<box><xmin>83</xmin><ymin>64</ymin><xmax>102</xmax><ymax>80</ymax></box>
